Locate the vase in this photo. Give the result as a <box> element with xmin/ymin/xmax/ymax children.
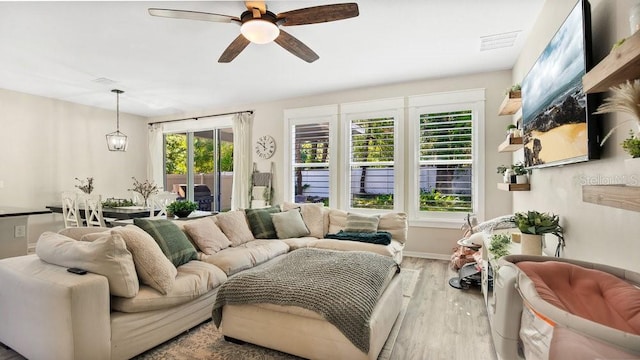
<box><xmin>624</xmin><ymin>157</ymin><xmax>640</xmax><ymax>184</ymax></box>
<box><xmin>516</xmin><ymin>174</ymin><xmax>528</xmax><ymax>184</ymax></box>
<box><xmin>630</xmin><ymin>1</ymin><xmax>640</xmax><ymax>35</ymax></box>
<box><xmin>520</xmin><ymin>234</ymin><xmax>542</xmax><ymax>256</ymax></box>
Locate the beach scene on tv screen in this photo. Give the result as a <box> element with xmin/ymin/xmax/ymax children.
<box><xmin>521</xmin><ymin>2</ymin><xmax>587</xmax><ymax>167</ymax></box>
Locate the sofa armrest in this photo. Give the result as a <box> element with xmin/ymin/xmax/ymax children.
<box><xmin>0</xmin><ymin>255</ymin><xmax>111</xmax><ymax>360</ymax></box>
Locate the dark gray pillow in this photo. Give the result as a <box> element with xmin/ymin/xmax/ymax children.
<box><xmin>134</xmin><ymin>218</ymin><xmax>197</xmax><ymax>267</ymax></box>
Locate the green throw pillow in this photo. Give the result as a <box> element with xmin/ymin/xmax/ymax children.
<box><xmin>344</xmin><ymin>213</ymin><xmax>380</xmax><ymax>233</ymax></box>
<box><xmin>134</xmin><ymin>218</ymin><xmax>197</xmax><ymax>267</ymax></box>
<box><xmin>245</xmin><ymin>206</ymin><xmax>281</xmax><ymax>239</ymax></box>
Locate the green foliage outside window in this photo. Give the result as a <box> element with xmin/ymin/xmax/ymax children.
<box><xmin>164</xmin><ymin>133</ymin><xmax>234</xmax><ymax>175</ymax></box>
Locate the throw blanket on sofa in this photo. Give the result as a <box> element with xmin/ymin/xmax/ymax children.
<box><xmin>212</xmin><ymin>248</ymin><xmax>400</xmax><ymax>353</ymax></box>
<box><xmin>324</xmin><ymin>230</ymin><xmax>392</xmax><ymax>245</ymax></box>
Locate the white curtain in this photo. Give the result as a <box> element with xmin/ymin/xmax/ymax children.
<box><xmin>147</xmin><ymin>123</ymin><xmax>164</xmax><ymax>189</ymax></box>
<box><xmin>231</xmin><ymin>112</ymin><xmax>253</xmax><ymax>210</ymax></box>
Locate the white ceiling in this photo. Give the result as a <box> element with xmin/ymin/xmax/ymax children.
<box><xmin>0</xmin><ymin>1</ymin><xmax>545</xmax><ymax>118</ymax></box>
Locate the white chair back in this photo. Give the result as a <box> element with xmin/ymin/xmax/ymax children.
<box><xmin>61</xmin><ymin>191</ymin><xmax>82</xmax><ymax>228</ymax></box>
<box><xmin>82</xmin><ymin>194</ymin><xmax>106</xmax><ymax>227</ymax></box>
<box><xmin>149</xmin><ymin>192</ymin><xmax>178</xmax><ymax>218</ymax></box>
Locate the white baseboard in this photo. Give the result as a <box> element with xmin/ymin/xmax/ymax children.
<box><xmin>404</xmin><ymin>251</ymin><xmax>450</xmax><ymax>261</ymax></box>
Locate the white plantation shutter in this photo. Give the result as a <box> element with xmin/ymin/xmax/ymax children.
<box><xmin>350</xmin><ymin>117</ymin><xmax>395</xmax><ymax>210</ymax></box>
<box><xmin>291</xmin><ymin>122</ymin><xmax>331</xmax><ymax>204</ymax></box>
<box><xmin>419</xmin><ymin>110</ymin><xmax>473</xmax><ymax>212</ymax></box>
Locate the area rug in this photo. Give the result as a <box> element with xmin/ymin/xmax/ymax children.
<box><xmin>0</xmin><ymin>269</ymin><xmax>419</xmax><ymax>360</ymax></box>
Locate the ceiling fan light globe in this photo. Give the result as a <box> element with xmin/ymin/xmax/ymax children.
<box><xmin>241</xmin><ymin>19</ymin><xmax>279</xmax><ymax>44</ymax></box>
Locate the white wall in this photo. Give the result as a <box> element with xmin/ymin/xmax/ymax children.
<box><xmin>511</xmin><ymin>0</ymin><xmax>640</xmax><ymax>272</ymax></box>
<box><xmin>151</xmin><ymin>70</ymin><xmax>515</xmax><ymax>257</ymax></box>
<box><xmin>0</xmin><ymin>88</ymin><xmax>148</xmax><ymax>245</ymax></box>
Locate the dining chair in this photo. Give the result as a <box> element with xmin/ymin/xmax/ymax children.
<box><xmin>61</xmin><ymin>191</ymin><xmax>82</xmax><ymax>228</ymax></box>
<box><xmin>148</xmin><ymin>191</ymin><xmax>178</xmax><ymax>218</ymax></box>
<box><xmin>82</xmin><ymin>194</ymin><xmax>107</xmax><ymax>227</ymax></box>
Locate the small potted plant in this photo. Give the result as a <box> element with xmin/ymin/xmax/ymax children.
<box><xmin>621</xmin><ymin>130</ymin><xmax>640</xmax><ymax>158</ymax></box>
<box><xmin>511</xmin><ymin>162</ymin><xmax>529</xmax><ymax>184</ymax></box>
<box><xmin>506</xmin><ymin>124</ymin><xmax>520</xmax><ymax>138</ymax></box>
<box><xmin>497</xmin><ymin>165</ymin><xmax>513</xmax><ymax>183</ymax></box>
<box><xmin>513</xmin><ymin>211</ymin><xmax>564</xmax><ymax>256</ymax></box>
<box><xmin>167</xmin><ymin>200</ymin><xmax>198</xmax><ymax>218</ymax></box>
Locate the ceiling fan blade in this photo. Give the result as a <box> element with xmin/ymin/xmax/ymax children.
<box><xmin>277</xmin><ymin>3</ymin><xmax>359</xmax><ymax>26</ymax></box>
<box><xmin>148</xmin><ymin>8</ymin><xmax>240</xmax><ymax>24</ymax></box>
<box><xmin>274</xmin><ymin>30</ymin><xmax>319</xmax><ymax>63</ymax></box>
<box><xmin>218</xmin><ymin>35</ymin><xmax>251</xmax><ymax>63</ymax></box>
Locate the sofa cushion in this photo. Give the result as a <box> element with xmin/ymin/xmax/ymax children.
<box><xmin>271</xmin><ymin>209</ymin><xmax>310</xmax><ymax>239</ymax></box>
<box><xmin>133</xmin><ymin>218</ymin><xmax>198</xmax><ymax>267</ymax></box>
<box><xmin>328</xmin><ymin>209</ymin><xmax>408</xmax><ymax>244</ymax></box>
<box><xmin>58</xmin><ymin>227</ymin><xmax>111</xmax><ymax>240</ymax></box>
<box><xmin>111</xmin><ymin>226</ymin><xmax>177</xmax><ymax>295</ymax></box>
<box><xmin>281</xmin><ymin>202</ymin><xmax>325</xmax><ymax>238</ymax></box>
<box><xmin>35</xmin><ymin>231</ymin><xmax>139</xmax><ymax>298</ymax></box>
<box><xmin>215</xmin><ymin>210</ymin><xmax>254</xmax><ymax>247</ymax></box>
<box><xmin>245</xmin><ymin>206</ymin><xmax>281</xmax><ymax>239</ymax></box>
<box><xmin>309</xmin><ymin>239</ymin><xmax>403</xmax><ymax>259</ymax></box>
<box><xmin>280</xmin><ymin>236</ymin><xmax>318</xmax><ymax>250</ymax></box>
<box><xmin>200</xmin><ymin>240</ymin><xmax>290</xmax><ymax>276</ymax></box>
<box><xmin>182</xmin><ymin>217</ymin><xmax>231</xmax><ymax>254</ymax></box>
<box><xmin>344</xmin><ymin>213</ymin><xmax>380</xmax><ymax>233</ymax></box>
<box><xmin>111</xmin><ymin>261</ymin><xmax>226</xmax><ymax>313</ymax></box>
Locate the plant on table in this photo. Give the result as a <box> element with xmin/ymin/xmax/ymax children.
<box><xmin>75</xmin><ymin>177</ymin><xmax>94</xmax><ymax>194</ymax></box>
<box><xmin>128</xmin><ymin>177</ymin><xmax>159</xmax><ymax>207</ymax></box>
<box><xmin>102</xmin><ymin>198</ymin><xmax>135</xmax><ymax>208</ymax></box>
<box><xmin>167</xmin><ymin>200</ymin><xmax>198</xmax><ymax>218</ymax></box>
<box><xmin>513</xmin><ymin>211</ymin><xmax>565</xmax><ymax>256</ymax></box>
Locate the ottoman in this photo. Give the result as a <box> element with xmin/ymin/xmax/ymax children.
<box><xmin>213</xmin><ymin>249</ymin><xmax>403</xmax><ymax>360</ymax></box>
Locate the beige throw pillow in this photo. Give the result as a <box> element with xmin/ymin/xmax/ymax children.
<box><xmin>271</xmin><ymin>209</ymin><xmax>310</xmax><ymax>239</ymax></box>
<box><xmin>183</xmin><ymin>217</ymin><xmax>232</xmax><ymax>254</ymax></box>
<box><xmin>36</xmin><ymin>231</ymin><xmax>139</xmax><ymax>298</ymax></box>
<box><xmin>215</xmin><ymin>210</ymin><xmax>255</xmax><ymax>247</ymax></box>
<box><xmin>111</xmin><ymin>226</ymin><xmax>178</xmax><ymax>295</ymax></box>
<box><xmin>281</xmin><ymin>202</ymin><xmax>325</xmax><ymax>238</ymax></box>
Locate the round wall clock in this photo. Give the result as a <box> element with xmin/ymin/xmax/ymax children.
<box><xmin>255</xmin><ymin>135</ymin><xmax>276</xmax><ymax>159</ymax></box>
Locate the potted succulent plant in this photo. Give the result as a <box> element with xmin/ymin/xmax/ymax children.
<box><xmin>511</xmin><ymin>162</ymin><xmax>529</xmax><ymax>184</ymax></box>
<box><xmin>513</xmin><ymin>211</ymin><xmax>564</xmax><ymax>256</ymax></box>
<box><xmin>167</xmin><ymin>200</ymin><xmax>198</xmax><ymax>218</ymax></box>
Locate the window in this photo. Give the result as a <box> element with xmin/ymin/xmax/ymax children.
<box><xmin>162</xmin><ymin>117</ymin><xmax>234</xmax><ymax>212</ymax></box>
<box><xmin>284</xmin><ymin>105</ymin><xmax>338</xmax><ymax>207</ymax></box>
<box><xmin>342</xmin><ymin>98</ymin><xmax>403</xmax><ymax>212</ymax></box>
<box><xmin>409</xmin><ymin>90</ymin><xmax>485</xmax><ymax>226</ymax></box>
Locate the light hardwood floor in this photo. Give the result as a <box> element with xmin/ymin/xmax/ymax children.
<box><xmin>390</xmin><ymin>257</ymin><xmax>498</xmax><ymax>360</ymax></box>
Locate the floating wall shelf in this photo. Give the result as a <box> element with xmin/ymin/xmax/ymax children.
<box><xmin>582</xmin><ymin>185</ymin><xmax>640</xmax><ymax>212</ymax></box>
<box><xmin>498</xmin><ymin>137</ymin><xmax>523</xmax><ymax>152</ymax></box>
<box><xmin>582</xmin><ymin>30</ymin><xmax>640</xmax><ymax>93</ymax></box>
<box><xmin>498</xmin><ymin>91</ymin><xmax>522</xmax><ymax>115</ymax></box>
<box><xmin>497</xmin><ymin>183</ymin><xmax>530</xmax><ymax>192</ymax></box>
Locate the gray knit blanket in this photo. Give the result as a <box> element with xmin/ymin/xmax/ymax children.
<box><xmin>212</xmin><ymin>248</ymin><xmax>400</xmax><ymax>353</ymax></box>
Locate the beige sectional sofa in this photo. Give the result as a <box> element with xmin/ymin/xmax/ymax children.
<box><xmin>0</xmin><ymin>204</ymin><xmax>407</xmax><ymax>360</ymax></box>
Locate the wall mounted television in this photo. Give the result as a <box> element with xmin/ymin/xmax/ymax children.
<box><xmin>521</xmin><ymin>0</ymin><xmax>600</xmax><ymax>169</ymax></box>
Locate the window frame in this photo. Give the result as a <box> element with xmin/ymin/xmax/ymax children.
<box><xmin>408</xmin><ymin>89</ymin><xmax>485</xmax><ymax>228</ymax></box>
<box><xmin>284</xmin><ymin>105</ymin><xmax>339</xmax><ymax>207</ymax></box>
<box><xmin>340</xmin><ymin>98</ymin><xmax>404</xmax><ymax>213</ymax></box>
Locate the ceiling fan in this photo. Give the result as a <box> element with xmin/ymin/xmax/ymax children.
<box><xmin>148</xmin><ymin>1</ymin><xmax>359</xmax><ymax>63</ymax></box>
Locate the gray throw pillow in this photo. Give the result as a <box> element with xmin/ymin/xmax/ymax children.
<box><xmin>271</xmin><ymin>208</ymin><xmax>310</xmax><ymax>239</ymax></box>
<box><xmin>344</xmin><ymin>213</ymin><xmax>380</xmax><ymax>233</ymax></box>
<box><xmin>245</xmin><ymin>206</ymin><xmax>281</xmax><ymax>239</ymax></box>
<box><xmin>134</xmin><ymin>218</ymin><xmax>198</xmax><ymax>267</ymax></box>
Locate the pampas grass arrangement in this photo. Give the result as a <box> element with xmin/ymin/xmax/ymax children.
<box><xmin>595</xmin><ymin>79</ymin><xmax>640</xmax><ymax>146</ymax></box>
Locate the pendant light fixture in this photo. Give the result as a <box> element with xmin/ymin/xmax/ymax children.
<box><xmin>105</xmin><ymin>89</ymin><xmax>128</xmax><ymax>151</ymax></box>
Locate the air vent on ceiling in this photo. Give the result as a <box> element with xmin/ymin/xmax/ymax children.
<box><xmin>91</xmin><ymin>77</ymin><xmax>117</xmax><ymax>85</ymax></box>
<box><xmin>480</xmin><ymin>31</ymin><xmax>521</xmax><ymax>51</ymax></box>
